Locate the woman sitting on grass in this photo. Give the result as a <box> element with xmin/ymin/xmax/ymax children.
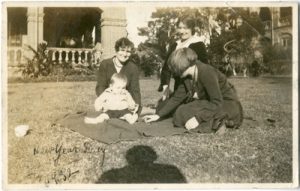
<box><xmin>144</xmin><ymin>48</ymin><xmax>243</xmax><ymax>132</ymax></box>
<box><xmin>95</xmin><ymin>37</ymin><xmax>141</xmax><ymax>114</ymax></box>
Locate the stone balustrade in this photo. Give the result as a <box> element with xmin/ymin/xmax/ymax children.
<box><xmin>7</xmin><ymin>46</ymin><xmax>25</xmax><ymax>66</ymax></box>
<box><xmin>46</xmin><ymin>47</ymin><xmax>98</xmax><ymax>65</ymax></box>
<box><xmin>7</xmin><ymin>46</ymin><xmax>102</xmax><ymax>67</ymax></box>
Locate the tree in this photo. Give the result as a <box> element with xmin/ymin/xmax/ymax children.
<box><xmin>208</xmin><ymin>8</ymin><xmax>265</xmax><ymax>76</ymax></box>
<box><xmin>138</xmin><ymin>7</ymin><xmax>267</xmax><ymax>76</ymax></box>
<box><xmin>139</xmin><ymin>7</ymin><xmax>213</xmax><ymax>53</ymax></box>
<box><xmin>136</xmin><ymin>43</ymin><xmax>164</xmax><ymax>77</ymax></box>
<box><xmin>136</xmin><ymin>7</ymin><xmax>214</xmax><ymax>76</ymax></box>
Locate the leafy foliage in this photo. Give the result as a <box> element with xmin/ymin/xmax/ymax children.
<box><xmin>137</xmin><ymin>43</ymin><xmax>164</xmax><ymax>77</ymax></box>
<box><xmin>138</xmin><ymin>7</ymin><xmax>273</xmax><ymax>76</ymax></box>
<box><xmin>262</xmin><ymin>44</ymin><xmax>292</xmax><ymax>74</ymax></box>
<box><xmin>208</xmin><ymin>8</ymin><xmax>266</xmax><ymax>76</ymax></box>
<box><xmin>22</xmin><ymin>43</ymin><xmax>53</xmax><ymax>78</ymax></box>
<box><xmin>137</xmin><ymin>7</ymin><xmax>211</xmax><ymax>76</ymax></box>
<box><xmin>21</xmin><ymin>43</ymin><xmax>98</xmax><ymax>79</ymax></box>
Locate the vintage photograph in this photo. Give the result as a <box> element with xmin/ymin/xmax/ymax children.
<box><xmin>3</xmin><ymin>1</ymin><xmax>298</xmax><ymax>189</ymax></box>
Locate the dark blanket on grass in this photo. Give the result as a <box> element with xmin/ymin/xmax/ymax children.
<box><xmin>56</xmin><ymin>111</ymin><xmax>188</xmax><ymax>144</ymax></box>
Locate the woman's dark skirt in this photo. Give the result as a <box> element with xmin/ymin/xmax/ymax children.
<box><xmin>156</xmin><ymin>98</ymin><xmax>243</xmax><ymax>133</ymax></box>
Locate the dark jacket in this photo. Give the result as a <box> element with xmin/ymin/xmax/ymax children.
<box><xmin>157</xmin><ymin>61</ymin><xmax>239</xmax><ymax>120</ymax></box>
<box><xmin>159</xmin><ymin>41</ymin><xmax>208</xmax><ymax>90</ymax></box>
<box><xmin>95</xmin><ymin>58</ymin><xmax>141</xmax><ymax>108</ymax></box>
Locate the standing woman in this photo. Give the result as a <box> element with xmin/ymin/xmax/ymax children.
<box><xmin>95</xmin><ymin>37</ymin><xmax>141</xmax><ymax>114</ymax></box>
<box><xmin>144</xmin><ymin>48</ymin><xmax>243</xmax><ymax>132</ymax></box>
<box><xmin>158</xmin><ymin>16</ymin><xmax>208</xmax><ymax>98</ymax></box>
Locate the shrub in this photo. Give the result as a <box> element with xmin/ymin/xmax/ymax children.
<box><xmin>140</xmin><ymin>55</ymin><xmax>161</xmax><ymax>77</ymax></box>
<box><xmin>249</xmin><ymin>61</ymin><xmax>262</xmax><ymax>77</ymax></box>
<box><xmin>266</xmin><ymin>59</ymin><xmax>292</xmax><ymax>75</ymax></box>
<box><xmin>21</xmin><ymin>43</ymin><xmax>98</xmax><ymax>79</ymax></box>
<box><xmin>263</xmin><ymin>44</ymin><xmax>292</xmax><ymax>75</ymax></box>
<box><xmin>22</xmin><ymin>43</ymin><xmax>53</xmax><ymax>78</ymax></box>
<box><xmin>137</xmin><ymin>43</ymin><xmax>164</xmax><ymax>77</ymax></box>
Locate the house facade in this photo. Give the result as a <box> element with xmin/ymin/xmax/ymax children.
<box><xmin>271</xmin><ymin>7</ymin><xmax>292</xmax><ymax>48</ymax></box>
<box><xmin>7</xmin><ymin>7</ymin><xmax>128</xmax><ymax>77</ymax></box>
<box><xmin>250</xmin><ymin>7</ymin><xmax>292</xmax><ymax>47</ymax></box>
<box><xmin>6</xmin><ymin>6</ymin><xmax>293</xmax><ymax>78</ymax></box>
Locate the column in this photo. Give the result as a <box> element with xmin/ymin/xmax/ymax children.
<box><xmin>27</xmin><ymin>7</ymin><xmax>38</xmax><ymax>50</ymax></box>
<box><xmin>26</xmin><ymin>7</ymin><xmax>45</xmax><ymax>60</ymax></box>
<box><xmin>26</xmin><ymin>7</ymin><xmax>38</xmax><ymax>61</ymax></box>
<box><xmin>271</xmin><ymin>7</ymin><xmax>280</xmax><ymax>45</ymax></box>
<box><xmin>100</xmin><ymin>7</ymin><xmax>127</xmax><ymax>59</ymax></box>
<box><xmin>37</xmin><ymin>7</ymin><xmax>44</xmax><ymax>44</ymax></box>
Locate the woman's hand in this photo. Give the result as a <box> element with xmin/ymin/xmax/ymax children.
<box><xmin>143</xmin><ymin>114</ymin><xmax>160</xmax><ymax>123</ymax></box>
<box><xmin>185</xmin><ymin>117</ymin><xmax>199</xmax><ymax>130</ymax></box>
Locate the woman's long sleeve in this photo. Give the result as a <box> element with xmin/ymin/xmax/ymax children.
<box><xmin>127</xmin><ymin>65</ymin><xmax>141</xmax><ymax>106</ymax></box>
<box><xmin>159</xmin><ymin>60</ymin><xmax>172</xmax><ymax>87</ymax></box>
<box><xmin>156</xmin><ymin>82</ymin><xmax>188</xmax><ymax>118</ymax></box>
<box><xmin>159</xmin><ymin>43</ymin><xmax>177</xmax><ymax>89</ymax></box>
<box><xmin>95</xmin><ymin>62</ymin><xmax>107</xmax><ymax>97</ymax></box>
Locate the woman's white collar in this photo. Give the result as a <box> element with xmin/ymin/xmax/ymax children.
<box><xmin>176</xmin><ymin>35</ymin><xmax>203</xmax><ymax>48</ymax></box>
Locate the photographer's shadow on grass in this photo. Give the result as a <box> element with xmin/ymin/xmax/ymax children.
<box><xmin>97</xmin><ymin>145</ymin><xmax>187</xmax><ymax>183</ymax></box>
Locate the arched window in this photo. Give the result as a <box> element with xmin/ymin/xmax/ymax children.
<box><xmin>281</xmin><ymin>33</ymin><xmax>292</xmax><ymax>48</ymax></box>
<box><xmin>7</xmin><ymin>8</ymin><xmax>27</xmax><ymax>46</ymax></box>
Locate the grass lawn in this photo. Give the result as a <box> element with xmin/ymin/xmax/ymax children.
<box><xmin>6</xmin><ymin>77</ymin><xmax>293</xmax><ymax>184</ymax></box>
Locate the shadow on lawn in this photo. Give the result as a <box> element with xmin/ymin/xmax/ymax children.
<box><xmin>97</xmin><ymin>145</ymin><xmax>187</xmax><ymax>183</ymax></box>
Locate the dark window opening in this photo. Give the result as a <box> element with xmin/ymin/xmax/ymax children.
<box><xmin>44</xmin><ymin>8</ymin><xmax>102</xmax><ymax>48</ymax></box>
<box><xmin>7</xmin><ymin>7</ymin><xmax>27</xmax><ymax>46</ymax></box>
<box><xmin>280</xmin><ymin>7</ymin><xmax>292</xmax><ymax>18</ymax></box>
